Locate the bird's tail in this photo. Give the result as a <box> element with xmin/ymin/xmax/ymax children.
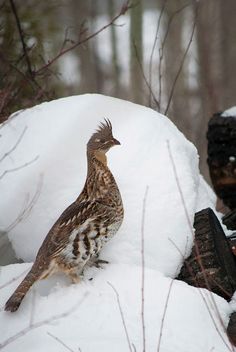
<box><xmin>5</xmin><ymin>262</ymin><xmax>45</xmax><ymax>312</ymax></box>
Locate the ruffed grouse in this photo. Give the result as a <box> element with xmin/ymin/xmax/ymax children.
<box><xmin>5</xmin><ymin>119</ymin><xmax>124</xmax><ymax>312</ymax></box>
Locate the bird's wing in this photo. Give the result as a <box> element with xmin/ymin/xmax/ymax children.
<box><xmin>37</xmin><ymin>199</ymin><xmax>116</xmax><ymax>259</ymax></box>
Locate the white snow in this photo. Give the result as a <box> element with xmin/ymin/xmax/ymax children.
<box><xmin>222</xmin><ymin>106</ymin><xmax>236</xmax><ymax>118</ymax></box>
<box><xmin>0</xmin><ymin>94</ymin><xmax>233</xmax><ymax>351</ymax></box>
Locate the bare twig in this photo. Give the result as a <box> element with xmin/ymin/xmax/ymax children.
<box><xmin>0</xmin><ymin>269</ymin><xmax>28</xmax><ymax>291</ymax></box>
<box><xmin>141</xmin><ymin>186</ymin><xmax>149</xmax><ymax>352</ymax></box>
<box><xmin>148</xmin><ymin>0</ymin><xmax>167</xmax><ymax>107</ymax></box>
<box><xmin>35</xmin><ymin>1</ymin><xmax>132</xmax><ymax>76</ymax></box>
<box><xmin>107</xmin><ymin>282</ymin><xmax>133</xmax><ymax>352</ymax></box>
<box><xmin>158</xmin><ymin>3</ymin><xmax>190</xmax><ymax>111</ymax></box>
<box><xmin>0</xmin><ymin>294</ymin><xmax>88</xmax><ymax>350</ymax></box>
<box><xmin>157</xmin><ymin>279</ymin><xmax>174</xmax><ymax>352</ymax></box>
<box><xmin>0</xmin><ymin>155</ymin><xmax>39</xmax><ymax>180</ymax></box>
<box><xmin>132</xmin><ymin>41</ymin><xmax>160</xmax><ymax>109</ymax></box>
<box><xmin>164</xmin><ymin>5</ymin><xmax>198</xmax><ymax>115</ymax></box>
<box><xmin>0</xmin><ymin>126</ymin><xmax>27</xmax><ymax>163</ymax></box>
<box><xmin>47</xmin><ymin>332</ymin><xmax>80</xmax><ymax>352</ymax></box>
<box><xmin>4</xmin><ymin>174</ymin><xmax>43</xmax><ymax>232</ymax></box>
<box><xmin>9</xmin><ymin>0</ymin><xmax>34</xmax><ymax>79</ymax></box>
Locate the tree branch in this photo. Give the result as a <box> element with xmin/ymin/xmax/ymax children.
<box><xmin>9</xmin><ymin>0</ymin><xmax>34</xmax><ymax>79</ymax></box>
<box><xmin>35</xmin><ymin>1</ymin><xmax>132</xmax><ymax>76</ymax></box>
<box><xmin>164</xmin><ymin>4</ymin><xmax>198</xmax><ymax>115</ymax></box>
<box><xmin>148</xmin><ymin>0</ymin><xmax>167</xmax><ymax>107</ymax></box>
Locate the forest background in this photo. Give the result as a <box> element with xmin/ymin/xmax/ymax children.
<box><xmin>1</xmin><ymin>0</ymin><xmax>236</xmax><ymax>180</ymax></box>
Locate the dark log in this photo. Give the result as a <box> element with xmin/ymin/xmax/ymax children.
<box><xmin>178</xmin><ymin>208</ymin><xmax>236</xmax><ymax>300</ymax></box>
<box><xmin>227</xmin><ymin>312</ymin><xmax>236</xmax><ymax>346</ymax></box>
<box><xmin>207</xmin><ymin>112</ymin><xmax>236</xmax><ymax>210</ymax></box>
<box><xmin>223</xmin><ymin>210</ymin><xmax>236</xmax><ymax>230</ymax></box>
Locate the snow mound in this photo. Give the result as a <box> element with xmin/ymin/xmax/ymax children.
<box><xmin>222</xmin><ymin>106</ymin><xmax>236</xmax><ymax>118</ymax></box>
<box><xmin>0</xmin><ymin>94</ymin><xmax>215</xmax><ymax>276</ymax></box>
<box><xmin>0</xmin><ymin>263</ymin><xmax>232</xmax><ymax>352</ymax></box>
<box><xmin>1</xmin><ymin>94</ymin><xmax>231</xmax><ymax>352</ymax></box>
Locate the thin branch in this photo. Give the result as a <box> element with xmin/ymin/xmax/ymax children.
<box><xmin>0</xmin><ymin>269</ymin><xmax>28</xmax><ymax>291</ymax></box>
<box><xmin>141</xmin><ymin>186</ymin><xmax>149</xmax><ymax>352</ymax></box>
<box><xmin>157</xmin><ymin>279</ymin><xmax>174</xmax><ymax>352</ymax></box>
<box><xmin>0</xmin><ymin>126</ymin><xmax>27</xmax><ymax>163</ymax></box>
<box><xmin>148</xmin><ymin>0</ymin><xmax>167</xmax><ymax>107</ymax></box>
<box><xmin>0</xmin><ymin>155</ymin><xmax>39</xmax><ymax>180</ymax></box>
<box><xmin>107</xmin><ymin>282</ymin><xmax>133</xmax><ymax>352</ymax></box>
<box><xmin>158</xmin><ymin>2</ymin><xmax>190</xmax><ymax>111</ymax></box>
<box><xmin>0</xmin><ymin>294</ymin><xmax>88</xmax><ymax>350</ymax></box>
<box><xmin>4</xmin><ymin>174</ymin><xmax>43</xmax><ymax>232</ymax></box>
<box><xmin>47</xmin><ymin>332</ymin><xmax>80</xmax><ymax>352</ymax></box>
<box><xmin>9</xmin><ymin>0</ymin><xmax>34</xmax><ymax>79</ymax></box>
<box><xmin>164</xmin><ymin>5</ymin><xmax>198</xmax><ymax>115</ymax></box>
<box><xmin>132</xmin><ymin>41</ymin><xmax>160</xmax><ymax>109</ymax></box>
<box><xmin>35</xmin><ymin>1</ymin><xmax>132</xmax><ymax>76</ymax></box>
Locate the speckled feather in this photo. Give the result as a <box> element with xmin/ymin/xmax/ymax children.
<box><xmin>5</xmin><ymin>119</ymin><xmax>124</xmax><ymax>312</ymax></box>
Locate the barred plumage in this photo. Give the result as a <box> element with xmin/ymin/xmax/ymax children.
<box><xmin>5</xmin><ymin>119</ymin><xmax>124</xmax><ymax>312</ymax></box>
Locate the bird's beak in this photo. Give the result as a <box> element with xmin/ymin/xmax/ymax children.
<box><xmin>113</xmin><ymin>138</ymin><xmax>121</xmax><ymax>146</ymax></box>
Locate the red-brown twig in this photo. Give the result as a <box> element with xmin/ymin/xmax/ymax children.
<box><xmin>148</xmin><ymin>0</ymin><xmax>167</xmax><ymax>107</ymax></box>
<box><xmin>107</xmin><ymin>282</ymin><xmax>133</xmax><ymax>352</ymax></box>
<box><xmin>34</xmin><ymin>1</ymin><xmax>132</xmax><ymax>76</ymax></box>
<box><xmin>141</xmin><ymin>186</ymin><xmax>149</xmax><ymax>352</ymax></box>
<box><xmin>156</xmin><ymin>279</ymin><xmax>174</xmax><ymax>352</ymax></box>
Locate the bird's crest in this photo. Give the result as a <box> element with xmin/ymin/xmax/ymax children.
<box><xmin>95</xmin><ymin>118</ymin><xmax>112</xmax><ymax>136</ymax></box>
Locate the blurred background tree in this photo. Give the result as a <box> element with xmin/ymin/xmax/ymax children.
<box><xmin>1</xmin><ymin>0</ymin><xmax>236</xmax><ymax>181</ymax></box>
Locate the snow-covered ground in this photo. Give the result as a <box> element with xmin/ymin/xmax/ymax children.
<box><xmin>0</xmin><ymin>94</ymin><xmax>234</xmax><ymax>351</ymax></box>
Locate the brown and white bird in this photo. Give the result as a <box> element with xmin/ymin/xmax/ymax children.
<box><xmin>5</xmin><ymin>119</ymin><xmax>124</xmax><ymax>312</ymax></box>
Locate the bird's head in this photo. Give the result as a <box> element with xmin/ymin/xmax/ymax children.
<box><xmin>87</xmin><ymin>119</ymin><xmax>120</xmax><ymax>154</ymax></box>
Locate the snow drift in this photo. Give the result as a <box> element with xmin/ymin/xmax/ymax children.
<box><xmin>0</xmin><ymin>94</ymin><xmax>233</xmax><ymax>351</ymax></box>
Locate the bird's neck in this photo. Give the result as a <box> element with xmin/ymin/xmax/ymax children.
<box><xmin>93</xmin><ymin>150</ymin><xmax>107</xmax><ymax>166</ymax></box>
<box><xmin>87</xmin><ymin>149</ymin><xmax>108</xmax><ymax>174</ymax></box>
